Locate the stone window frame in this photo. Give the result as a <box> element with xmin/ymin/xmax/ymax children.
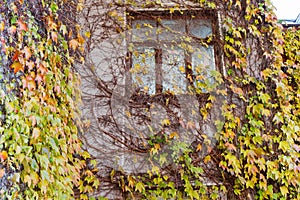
<box><xmin>126</xmin><ymin>9</ymin><xmax>223</xmax><ymax>95</ymax></box>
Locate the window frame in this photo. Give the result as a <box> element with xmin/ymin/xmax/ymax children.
<box><xmin>126</xmin><ymin>9</ymin><xmax>222</xmax><ymax>95</ymax></box>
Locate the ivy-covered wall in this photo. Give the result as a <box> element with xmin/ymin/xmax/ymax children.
<box><xmin>0</xmin><ymin>1</ymin><xmax>98</xmax><ymax>199</ymax></box>
<box><xmin>0</xmin><ymin>0</ymin><xmax>299</xmax><ymax>199</ymax></box>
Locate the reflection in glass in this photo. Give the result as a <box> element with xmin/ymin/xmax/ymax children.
<box><xmin>132</xmin><ymin>48</ymin><xmax>156</xmax><ymax>94</ymax></box>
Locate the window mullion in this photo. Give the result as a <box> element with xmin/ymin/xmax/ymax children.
<box><xmin>185</xmin><ymin>52</ymin><xmax>193</xmax><ymax>91</ymax></box>
<box><xmin>155</xmin><ymin>48</ymin><xmax>162</xmax><ymax>93</ymax></box>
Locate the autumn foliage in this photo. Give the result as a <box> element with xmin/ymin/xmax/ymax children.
<box><xmin>0</xmin><ymin>0</ymin><xmax>299</xmax><ymax>200</ymax></box>
<box><xmin>0</xmin><ymin>0</ymin><xmax>98</xmax><ymax>199</ymax></box>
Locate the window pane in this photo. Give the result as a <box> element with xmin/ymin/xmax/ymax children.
<box><xmin>159</xmin><ymin>19</ymin><xmax>185</xmax><ymax>42</ymax></box>
<box><xmin>189</xmin><ymin>19</ymin><xmax>212</xmax><ymax>38</ymax></box>
<box><xmin>192</xmin><ymin>45</ymin><xmax>215</xmax><ymax>91</ymax></box>
<box><xmin>132</xmin><ymin>20</ymin><xmax>156</xmax><ymax>42</ymax></box>
<box><xmin>162</xmin><ymin>48</ymin><xmax>186</xmax><ymax>93</ymax></box>
<box><xmin>132</xmin><ymin>48</ymin><xmax>156</xmax><ymax>94</ymax></box>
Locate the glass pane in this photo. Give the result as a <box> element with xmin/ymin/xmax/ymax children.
<box><xmin>132</xmin><ymin>20</ymin><xmax>156</xmax><ymax>42</ymax></box>
<box><xmin>159</xmin><ymin>19</ymin><xmax>185</xmax><ymax>42</ymax></box>
<box><xmin>132</xmin><ymin>48</ymin><xmax>156</xmax><ymax>94</ymax></box>
<box><xmin>189</xmin><ymin>19</ymin><xmax>212</xmax><ymax>38</ymax></box>
<box><xmin>162</xmin><ymin>48</ymin><xmax>186</xmax><ymax>93</ymax></box>
<box><xmin>192</xmin><ymin>45</ymin><xmax>215</xmax><ymax>91</ymax></box>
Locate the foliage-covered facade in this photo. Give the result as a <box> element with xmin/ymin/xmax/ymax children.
<box><xmin>0</xmin><ymin>0</ymin><xmax>299</xmax><ymax>200</ymax></box>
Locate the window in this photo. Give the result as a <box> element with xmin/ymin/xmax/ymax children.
<box><xmin>128</xmin><ymin>11</ymin><xmax>218</xmax><ymax>94</ymax></box>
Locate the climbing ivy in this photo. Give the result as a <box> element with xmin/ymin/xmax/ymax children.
<box><xmin>1</xmin><ymin>0</ymin><xmax>299</xmax><ymax>200</ymax></box>
<box><xmin>78</xmin><ymin>0</ymin><xmax>300</xmax><ymax>199</ymax></box>
<box><xmin>0</xmin><ymin>0</ymin><xmax>98</xmax><ymax>199</ymax></box>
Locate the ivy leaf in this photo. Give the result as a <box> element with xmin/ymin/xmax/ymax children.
<box><xmin>17</xmin><ymin>19</ymin><xmax>28</xmax><ymax>31</ymax></box>
<box><xmin>0</xmin><ymin>151</ymin><xmax>8</xmax><ymax>162</ymax></box>
<box><xmin>22</xmin><ymin>75</ymin><xmax>36</xmax><ymax>90</ymax></box>
<box><xmin>0</xmin><ymin>168</ymin><xmax>5</xmax><ymax>178</ymax></box>
<box><xmin>10</xmin><ymin>62</ymin><xmax>24</xmax><ymax>74</ymax></box>
<box><xmin>279</xmin><ymin>141</ymin><xmax>289</xmax><ymax>153</ymax></box>
<box><xmin>280</xmin><ymin>186</ymin><xmax>288</xmax><ymax>197</ymax></box>
<box><xmin>23</xmin><ymin>46</ymin><xmax>32</xmax><ymax>59</ymax></box>
<box><xmin>9</xmin><ymin>25</ymin><xmax>17</xmax><ymax>34</ymax></box>
<box><xmin>0</xmin><ymin>21</ymin><xmax>4</xmax><ymax>32</ymax></box>
<box><xmin>69</xmin><ymin>39</ymin><xmax>79</xmax><ymax>50</ymax></box>
<box><xmin>32</xmin><ymin>128</ymin><xmax>40</xmax><ymax>140</ymax></box>
<box><xmin>135</xmin><ymin>182</ymin><xmax>145</xmax><ymax>193</ymax></box>
<box><xmin>51</xmin><ymin>31</ymin><xmax>58</xmax><ymax>43</ymax></box>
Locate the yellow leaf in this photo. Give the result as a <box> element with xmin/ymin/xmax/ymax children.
<box><xmin>154</xmin><ymin>143</ymin><xmax>161</xmax><ymax>150</ymax></box>
<box><xmin>196</xmin><ymin>144</ymin><xmax>202</xmax><ymax>151</ymax></box>
<box><xmin>204</xmin><ymin>155</ymin><xmax>211</xmax><ymax>164</ymax></box>
<box><xmin>179</xmin><ymin>65</ymin><xmax>185</xmax><ymax>73</ymax></box>
<box><xmin>77</xmin><ymin>3</ymin><xmax>84</xmax><ymax>11</ymax></box>
<box><xmin>280</xmin><ymin>186</ymin><xmax>288</xmax><ymax>197</ymax></box>
<box><xmin>85</xmin><ymin>31</ymin><xmax>91</xmax><ymax>38</ymax></box>
<box><xmin>162</xmin><ymin>119</ymin><xmax>170</xmax><ymax>126</ymax></box>
<box><xmin>169</xmin><ymin>132</ymin><xmax>178</xmax><ymax>139</ymax></box>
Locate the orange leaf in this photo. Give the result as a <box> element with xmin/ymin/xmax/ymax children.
<box><xmin>225</xmin><ymin>142</ymin><xmax>237</xmax><ymax>151</ymax></box>
<box><xmin>77</xmin><ymin>33</ymin><xmax>85</xmax><ymax>45</ymax></box>
<box><xmin>0</xmin><ymin>151</ymin><xmax>8</xmax><ymax>161</ymax></box>
<box><xmin>0</xmin><ymin>21</ymin><xmax>4</xmax><ymax>32</ymax></box>
<box><xmin>69</xmin><ymin>39</ymin><xmax>79</xmax><ymax>50</ymax></box>
<box><xmin>10</xmin><ymin>62</ymin><xmax>24</xmax><ymax>74</ymax></box>
<box><xmin>17</xmin><ymin>19</ymin><xmax>27</xmax><ymax>31</ymax></box>
<box><xmin>38</xmin><ymin>63</ymin><xmax>48</xmax><ymax>75</ymax></box>
<box><xmin>0</xmin><ymin>168</ymin><xmax>5</xmax><ymax>178</ymax></box>
<box><xmin>51</xmin><ymin>31</ymin><xmax>58</xmax><ymax>43</ymax></box>
<box><xmin>12</xmin><ymin>50</ymin><xmax>20</xmax><ymax>61</ymax></box>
